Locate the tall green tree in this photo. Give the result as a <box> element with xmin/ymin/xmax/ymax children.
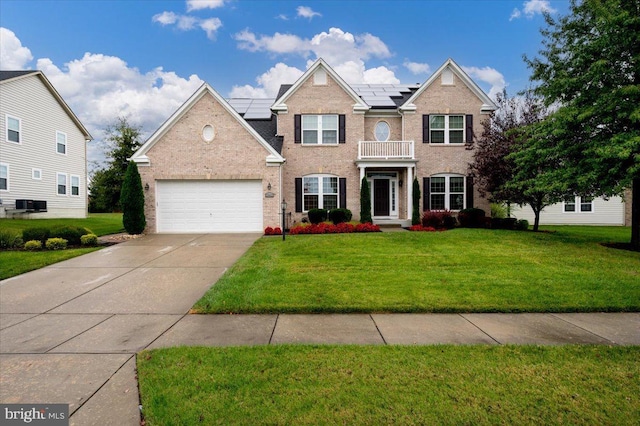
<box><xmin>360</xmin><ymin>177</ymin><xmax>372</xmax><ymax>223</ymax></box>
<box><xmin>525</xmin><ymin>0</ymin><xmax>640</xmax><ymax>247</ymax></box>
<box><xmin>89</xmin><ymin>117</ymin><xmax>143</xmax><ymax>212</ymax></box>
<box><xmin>120</xmin><ymin>161</ymin><xmax>146</xmax><ymax>234</ymax></box>
<box><xmin>412</xmin><ymin>178</ymin><xmax>421</xmax><ymax>225</ymax></box>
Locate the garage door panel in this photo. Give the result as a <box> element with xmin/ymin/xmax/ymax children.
<box><xmin>156</xmin><ymin>180</ymin><xmax>263</xmax><ymax>233</ymax></box>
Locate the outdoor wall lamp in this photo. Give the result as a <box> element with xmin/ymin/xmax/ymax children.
<box><xmin>267</xmin><ymin>182</ymin><xmax>272</xmax><ymax>191</ymax></box>
<box><xmin>281</xmin><ymin>199</ymin><xmax>287</xmax><ymax>241</ymax></box>
<box><xmin>144</xmin><ymin>183</ymin><xmax>150</xmax><ymax>191</ymax></box>
<box><xmin>399</xmin><ymin>180</ymin><xmax>403</xmax><ymax>188</ymax></box>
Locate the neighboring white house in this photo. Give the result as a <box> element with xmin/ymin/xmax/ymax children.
<box><xmin>511</xmin><ymin>196</ymin><xmax>628</xmax><ymax>226</ymax></box>
<box><xmin>0</xmin><ymin>70</ymin><xmax>92</xmax><ymax>219</ymax></box>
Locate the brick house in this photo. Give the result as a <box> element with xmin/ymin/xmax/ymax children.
<box><xmin>131</xmin><ymin>58</ymin><xmax>497</xmax><ymax>233</ymax></box>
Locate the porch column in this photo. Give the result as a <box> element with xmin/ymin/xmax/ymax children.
<box><xmin>407</xmin><ymin>166</ymin><xmax>413</xmax><ymax>221</ymax></box>
<box><xmin>359</xmin><ymin>166</ymin><xmax>365</xmax><ymax>182</ymax></box>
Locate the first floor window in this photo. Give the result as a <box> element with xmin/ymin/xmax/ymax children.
<box><xmin>430</xmin><ymin>115</ymin><xmax>464</xmax><ymax>144</ymax></box>
<box><xmin>56</xmin><ymin>131</ymin><xmax>67</xmax><ymax>154</ymax></box>
<box><xmin>303</xmin><ymin>175</ymin><xmax>338</xmax><ymax>210</ymax></box>
<box><xmin>565</xmin><ymin>196</ymin><xmax>593</xmax><ymax>212</ymax></box>
<box><xmin>57</xmin><ymin>173</ymin><xmax>67</xmax><ymax>195</ymax></box>
<box><xmin>6</xmin><ymin>115</ymin><xmax>20</xmax><ymax>143</ymax></box>
<box><xmin>430</xmin><ymin>175</ymin><xmax>465</xmax><ymax>210</ymax></box>
<box><xmin>302</xmin><ymin>115</ymin><xmax>338</xmax><ymax>145</ymax></box>
<box><xmin>0</xmin><ymin>164</ymin><xmax>8</xmax><ymax>191</ymax></box>
<box><xmin>71</xmin><ymin>175</ymin><xmax>80</xmax><ymax>196</ymax></box>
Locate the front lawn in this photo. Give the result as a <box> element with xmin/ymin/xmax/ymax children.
<box><xmin>0</xmin><ymin>213</ymin><xmax>124</xmax><ymax>280</ymax></box>
<box><xmin>137</xmin><ymin>345</ymin><xmax>640</xmax><ymax>425</ymax></box>
<box><xmin>193</xmin><ymin>227</ymin><xmax>639</xmax><ymax>313</ymax></box>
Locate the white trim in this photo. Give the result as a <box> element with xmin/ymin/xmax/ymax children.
<box><xmin>131</xmin><ymin>83</ymin><xmax>284</xmax><ymax>165</ymax></box>
<box><xmin>374</xmin><ymin>121</ymin><xmax>391</xmax><ymax>142</ymax></box>
<box><xmin>302</xmin><ymin>115</ymin><xmax>338</xmax><ymax>145</ymax></box>
<box><xmin>56</xmin><ymin>172</ymin><xmax>68</xmax><ymax>196</ymax></box>
<box><xmin>563</xmin><ymin>196</ymin><xmax>594</xmax><ymax>213</ymax></box>
<box><xmin>56</xmin><ymin>130</ymin><xmax>68</xmax><ymax>155</ymax></box>
<box><xmin>367</xmin><ymin>172</ymin><xmax>399</xmax><ymax>219</ymax></box>
<box><xmin>302</xmin><ymin>174</ymin><xmax>339</xmax><ymax>212</ymax></box>
<box><xmin>5</xmin><ymin>114</ymin><xmax>21</xmax><ymax>144</ymax></box>
<box><xmin>70</xmin><ymin>174</ymin><xmax>80</xmax><ymax>197</ymax></box>
<box><xmin>400</xmin><ymin>59</ymin><xmax>497</xmax><ymax>113</ymax></box>
<box><xmin>430</xmin><ymin>173</ymin><xmax>466</xmax><ymax>211</ymax></box>
<box><xmin>32</xmin><ymin>168</ymin><xmax>42</xmax><ymax>180</ymax></box>
<box><xmin>0</xmin><ymin>163</ymin><xmax>9</xmax><ymax>191</ymax></box>
<box><xmin>429</xmin><ymin>115</ymin><xmax>465</xmax><ymax>145</ymax></box>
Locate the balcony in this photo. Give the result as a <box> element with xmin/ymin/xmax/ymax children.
<box><xmin>358</xmin><ymin>141</ymin><xmax>415</xmax><ymax>160</ymax></box>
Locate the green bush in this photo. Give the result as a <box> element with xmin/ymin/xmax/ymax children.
<box><xmin>120</xmin><ymin>161</ymin><xmax>146</xmax><ymax>234</ymax></box>
<box><xmin>308</xmin><ymin>208</ymin><xmax>328</xmax><ymax>224</ymax></box>
<box><xmin>22</xmin><ymin>227</ymin><xmax>50</xmax><ymax>244</ymax></box>
<box><xmin>0</xmin><ymin>229</ymin><xmax>23</xmax><ymax>249</ymax></box>
<box><xmin>50</xmin><ymin>225</ymin><xmax>91</xmax><ymax>245</ymax></box>
<box><xmin>412</xmin><ymin>178</ymin><xmax>421</xmax><ymax>226</ymax></box>
<box><xmin>24</xmin><ymin>240</ymin><xmax>43</xmax><ymax>251</ymax></box>
<box><xmin>328</xmin><ymin>208</ymin><xmax>352</xmax><ymax>224</ymax></box>
<box><xmin>45</xmin><ymin>238</ymin><xmax>68</xmax><ymax>250</ymax></box>
<box><xmin>422</xmin><ymin>210</ymin><xmax>457</xmax><ymax>229</ymax></box>
<box><xmin>80</xmin><ymin>233</ymin><xmax>99</xmax><ymax>246</ymax></box>
<box><xmin>458</xmin><ymin>208</ymin><xmax>487</xmax><ymax>228</ymax></box>
<box><xmin>360</xmin><ymin>177</ymin><xmax>372</xmax><ymax>223</ymax></box>
<box><xmin>490</xmin><ymin>203</ymin><xmax>507</xmax><ymax>219</ymax></box>
<box><xmin>516</xmin><ymin>219</ymin><xmax>530</xmax><ymax>231</ymax></box>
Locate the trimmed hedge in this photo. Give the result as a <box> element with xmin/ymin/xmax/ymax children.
<box><xmin>45</xmin><ymin>238</ymin><xmax>68</xmax><ymax>250</ymax></box>
<box><xmin>458</xmin><ymin>208</ymin><xmax>487</xmax><ymax>228</ymax></box>
<box><xmin>50</xmin><ymin>225</ymin><xmax>91</xmax><ymax>245</ymax></box>
<box><xmin>422</xmin><ymin>210</ymin><xmax>457</xmax><ymax>230</ymax></box>
<box><xmin>328</xmin><ymin>208</ymin><xmax>352</xmax><ymax>225</ymax></box>
<box><xmin>24</xmin><ymin>240</ymin><xmax>43</xmax><ymax>251</ymax></box>
<box><xmin>22</xmin><ymin>227</ymin><xmax>51</xmax><ymax>244</ymax></box>
<box><xmin>80</xmin><ymin>233</ymin><xmax>99</xmax><ymax>246</ymax></box>
<box><xmin>308</xmin><ymin>209</ymin><xmax>328</xmax><ymax>224</ymax></box>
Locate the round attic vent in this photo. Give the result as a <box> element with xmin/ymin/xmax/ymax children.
<box><xmin>202</xmin><ymin>124</ymin><xmax>215</xmax><ymax>143</ymax></box>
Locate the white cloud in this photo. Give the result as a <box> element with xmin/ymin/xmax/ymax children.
<box><xmin>297</xmin><ymin>6</ymin><xmax>321</xmax><ymax>19</ymax></box>
<box><xmin>36</xmin><ymin>53</ymin><xmax>203</xmax><ymax>166</ymax></box>
<box><xmin>510</xmin><ymin>0</ymin><xmax>556</xmax><ymax>20</ymax></box>
<box><xmin>186</xmin><ymin>0</ymin><xmax>227</xmax><ymax>12</ymax></box>
<box><xmin>0</xmin><ymin>27</ymin><xmax>33</xmax><ymax>69</ymax></box>
<box><xmin>276</xmin><ymin>14</ymin><xmax>289</xmax><ymax>21</ymax></box>
<box><xmin>461</xmin><ymin>65</ymin><xmax>506</xmax><ymax>98</ymax></box>
<box><xmin>152</xmin><ymin>11</ymin><xmax>222</xmax><ymax>40</ymax></box>
<box><xmin>235</xmin><ymin>30</ymin><xmax>309</xmax><ymax>54</ymax></box>
<box><xmin>403</xmin><ymin>61</ymin><xmax>430</xmax><ymax>75</ymax></box>
<box><xmin>230</xmin><ymin>62</ymin><xmax>304</xmax><ymax>98</ymax></box>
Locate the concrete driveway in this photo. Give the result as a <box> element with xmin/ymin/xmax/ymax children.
<box><xmin>0</xmin><ymin>233</ymin><xmax>260</xmax><ymax>426</ymax></box>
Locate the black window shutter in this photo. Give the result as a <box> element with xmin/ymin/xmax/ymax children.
<box><xmin>423</xmin><ymin>177</ymin><xmax>430</xmax><ymax>211</ymax></box>
<box><xmin>338</xmin><ymin>114</ymin><xmax>346</xmax><ymax>143</ymax></box>
<box><xmin>423</xmin><ymin>115</ymin><xmax>430</xmax><ymax>143</ymax></box>
<box><xmin>339</xmin><ymin>178</ymin><xmax>347</xmax><ymax>208</ymax></box>
<box><xmin>295</xmin><ymin>178</ymin><xmax>303</xmax><ymax>212</ymax></box>
<box><xmin>465</xmin><ymin>114</ymin><xmax>473</xmax><ymax>143</ymax></box>
<box><xmin>294</xmin><ymin>115</ymin><xmax>301</xmax><ymax>144</ymax></box>
<box><xmin>466</xmin><ymin>176</ymin><xmax>474</xmax><ymax>208</ymax></box>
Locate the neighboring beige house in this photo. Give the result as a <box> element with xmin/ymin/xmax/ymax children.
<box><xmin>0</xmin><ymin>71</ymin><xmax>92</xmax><ymax>219</ymax></box>
<box><xmin>132</xmin><ymin>58</ymin><xmax>497</xmax><ymax>233</ymax></box>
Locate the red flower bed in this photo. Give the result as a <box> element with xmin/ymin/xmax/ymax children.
<box><xmin>289</xmin><ymin>222</ymin><xmax>381</xmax><ymax>235</ymax></box>
<box><xmin>264</xmin><ymin>227</ymin><xmax>282</xmax><ymax>235</ymax></box>
<box><xmin>408</xmin><ymin>225</ymin><xmax>438</xmax><ymax>232</ymax></box>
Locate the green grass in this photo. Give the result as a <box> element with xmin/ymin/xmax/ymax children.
<box><xmin>0</xmin><ymin>213</ymin><xmax>123</xmax><ymax>280</ymax></box>
<box><xmin>137</xmin><ymin>345</ymin><xmax>640</xmax><ymax>425</ymax></box>
<box><xmin>193</xmin><ymin>226</ymin><xmax>639</xmax><ymax>313</ymax></box>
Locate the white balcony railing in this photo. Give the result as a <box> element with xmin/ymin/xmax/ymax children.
<box><xmin>358</xmin><ymin>141</ymin><xmax>415</xmax><ymax>160</ymax></box>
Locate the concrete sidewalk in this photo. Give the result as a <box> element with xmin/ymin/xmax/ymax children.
<box><xmin>1</xmin><ymin>233</ymin><xmax>639</xmax><ymax>426</ymax></box>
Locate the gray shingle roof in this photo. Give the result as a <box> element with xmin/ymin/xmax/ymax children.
<box><xmin>0</xmin><ymin>70</ymin><xmax>38</xmax><ymax>82</ymax></box>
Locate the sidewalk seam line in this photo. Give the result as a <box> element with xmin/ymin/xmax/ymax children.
<box><xmin>369</xmin><ymin>314</ymin><xmax>388</xmax><ymax>345</ymax></box>
<box><xmin>549</xmin><ymin>313</ymin><xmax>617</xmax><ymax>345</ymax></box>
<box><xmin>268</xmin><ymin>314</ymin><xmax>280</xmax><ymax>345</ymax></box>
<box><xmin>45</xmin><ymin>314</ymin><xmax>116</xmax><ymax>353</ymax></box>
<box><xmin>458</xmin><ymin>314</ymin><xmax>502</xmax><ymax>345</ymax></box>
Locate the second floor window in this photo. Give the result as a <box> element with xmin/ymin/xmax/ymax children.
<box><xmin>430</xmin><ymin>115</ymin><xmax>464</xmax><ymax>144</ymax></box>
<box><xmin>6</xmin><ymin>116</ymin><xmax>20</xmax><ymax>143</ymax></box>
<box><xmin>57</xmin><ymin>131</ymin><xmax>67</xmax><ymax>154</ymax></box>
<box><xmin>302</xmin><ymin>115</ymin><xmax>338</xmax><ymax>145</ymax></box>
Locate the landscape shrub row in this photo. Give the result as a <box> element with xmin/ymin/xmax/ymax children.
<box><xmin>264</xmin><ymin>227</ymin><xmax>282</xmax><ymax>235</ymax></box>
<box><xmin>22</xmin><ymin>225</ymin><xmax>92</xmax><ymax>245</ymax></box>
<box><xmin>0</xmin><ymin>226</ymin><xmax>99</xmax><ymax>251</ymax></box>
<box><xmin>308</xmin><ymin>208</ymin><xmax>353</xmax><ymax>225</ymax></box>
<box><xmin>289</xmin><ymin>222</ymin><xmax>381</xmax><ymax>235</ymax></box>
<box><xmin>414</xmin><ymin>209</ymin><xmax>529</xmax><ymax>232</ymax></box>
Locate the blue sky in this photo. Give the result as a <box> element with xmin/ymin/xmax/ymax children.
<box><xmin>1</xmin><ymin>0</ymin><xmax>569</xmax><ymax>165</ymax></box>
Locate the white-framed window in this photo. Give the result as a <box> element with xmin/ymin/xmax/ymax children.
<box><xmin>71</xmin><ymin>175</ymin><xmax>80</xmax><ymax>196</ymax></box>
<box><xmin>303</xmin><ymin>175</ymin><xmax>338</xmax><ymax>211</ymax></box>
<box><xmin>430</xmin><ymin>115</ymin><xmax>464</xmax><ymax>144</ymax></box>
<box><xmin>56</xmin><ymin>131</ymin><xmax>67</xmax><ymax>154</ymax></box>
<box><xmin>302</xmin><ymin>115</ymin><xmax>338</xmax><ymax>145</ymax></box>
<box><xmin>6</xmin><ymin>115</ymin><xmax>21</xmax><ymax>143</ymax></box>
<box><xmin>374</xmin><ymin>121</ymin><xmax>390</xmax><ymax>142</ymax></box>
<box><xmin>32</xmin><ymin>168</ymin><xmax>42</xmax><ymax>180</ymax></box>
<box><xmin>564</xmin><ymin>196</ymin><xmax>593</xmax><ymax>213</ymax></box>
<box><xmin>57</xmin><ymin>173</ymin><xmax>68</xmax><ymax>196</ymax></box>
<box><xmin>0</xmin><ymin>163</ymin><xmax>9</xmax><ymax>191</ymax></box>
<box><xmin>430</xmin><ymin>174</ymin><xmax>465</xmax><ymax>211</ymax></box>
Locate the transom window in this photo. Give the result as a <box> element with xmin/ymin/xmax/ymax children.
<box><xmin>71</xmin><ymin>175</ymin><xmax>80</xmax><ymax>196</ymax></box>
<box><xmin>0</xmin><ymin>164</ymin><xmax>8</xmax><ymax>191</ymax></box>
<box><xmin>303</xmin><ymin>175</ymin><xmax>338</xmax><ymax>210</ymax></box>
<box><xmin>374</xmin><ymin>121</ymin><xmax>390</xmax><ymax>141</ymax></box>
<box><xmin>431</xmin><ymin>175</ymin><xmax>465</xmax><ymax>210</ymax></box>
<box><xmin>56</xmin><ymin>131</ymin><xmax>67</xmax><ymax>154</ymax></box>
<box><xmin>6</xmin><ymin>115</ymin><xmax>21</xmax><ymax>143</ymax></box>
<box><xmin>57</xmin><ymin>173</ymin><xmax>67</xmax><ymax>195</ymax></box>
<box><xmin>430</xmin><ymin>115</ymin><xmax>464</xmax><ymax>144</ymax></box>
<box><xmin>302</xmin><ymin>115</ymin><xmax>338</xmax><ymax>145</ymax></box>
<box><xmin>564</xmin><ymin>196</ymin><xmax>593</xmax><ymax>213</ymax></box>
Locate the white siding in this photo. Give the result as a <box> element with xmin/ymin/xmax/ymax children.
<box><xmin>0</xmin><ymin>74</ymin><xmax>87</xmax><ymax>218</ymax></box>
<box><xmin>512</xmin><ymin>196</ymin><xmax>626</xmax><ymax>225</ymax></box>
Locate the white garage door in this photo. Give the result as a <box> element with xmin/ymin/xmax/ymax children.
<box><xmin>156</xmin><ymin>180</ymin><xmax>263</xmax><ymax>233</ymax></box>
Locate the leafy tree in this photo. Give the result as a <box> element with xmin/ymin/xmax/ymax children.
<box><xmin>89</xmin><ymin>117</ymin><xmax>142</xmax><ymax>212</ymax></box>
<box><xmin>525</xmin><ymin>0</ymin><xmax>640</xmax><ymax>247</ymax></box>
<box><xmin>360</xmin><ymin>177</ymin><xmax>372</xmax><ymax>223</ymax></box>
<box><xmin>120</xmin><ymin>161</ymin><xmax>146</xmax><ymax>234</ymax></box>
<box><xmin>412</xmin><ymin>178</ymin><xmax>421</xmax><ymax>225</ymax></box>
<box><xmin>470</xmin><ymin>89</ymin><xmax>560</xmax><ymax>230</ymax></box>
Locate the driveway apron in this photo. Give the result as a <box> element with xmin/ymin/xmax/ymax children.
<box><xmin>0</xmin><ymin>233</ymin><xmax>260</xmax><ymax>426</ymax></box>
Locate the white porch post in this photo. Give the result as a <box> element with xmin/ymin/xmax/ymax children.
<box><xmin>359</xmin><ymin>166</ymin><xmax>365</xmax><ymax>183</ymax></box>
<box><xmin>407</xmin><ymin>166</ymin><xmax>413</xmax><ymax>221</ymax></box>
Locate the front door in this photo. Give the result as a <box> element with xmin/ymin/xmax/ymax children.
<box><xmin>373</xmin><ymin>179</ymin><xmax>390</xmax><ymax>216</ymax></box>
